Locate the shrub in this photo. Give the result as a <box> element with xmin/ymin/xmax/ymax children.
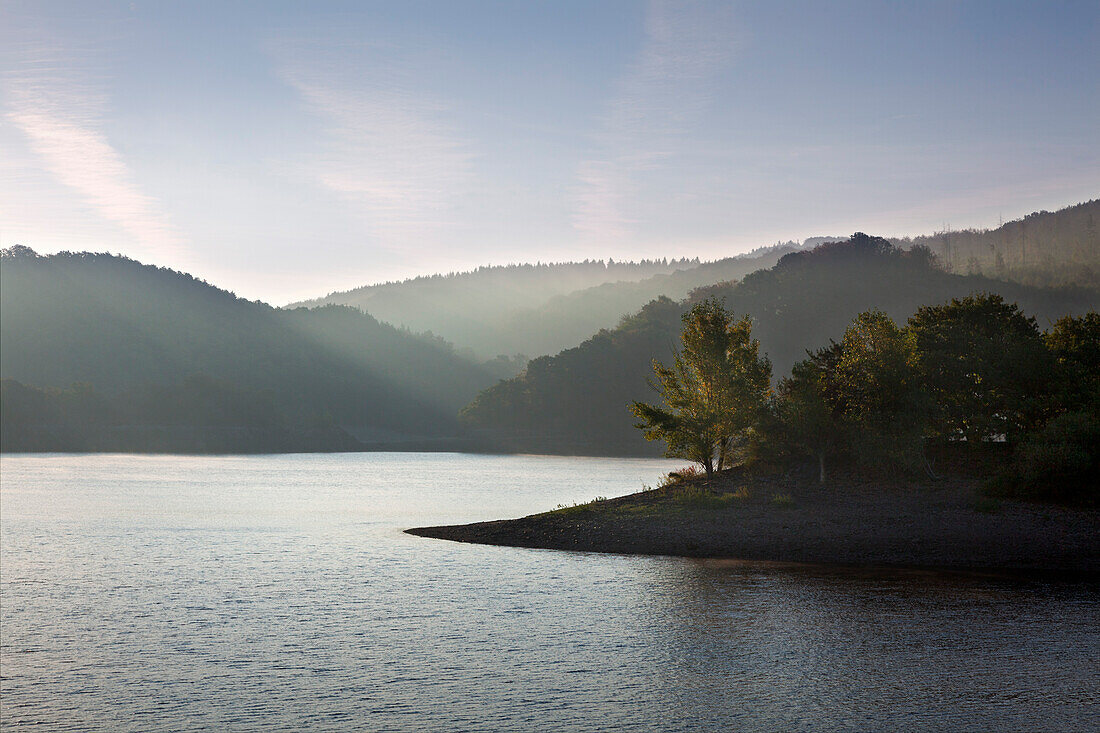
<box><xmin>985</xmin><ymin>411</ymin><xmax>1100</xmax><ymax>504</ymax></box>
<box><xmin>659</xmin><ymin>465</ymin><xmax>704</xmax><ymax>487</ymax></box>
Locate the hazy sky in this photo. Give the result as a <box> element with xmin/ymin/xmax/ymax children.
<box><xmin>2</xmin><ymin>1</ymin><xmax>1097</xmax><ymax>304</ymax></box>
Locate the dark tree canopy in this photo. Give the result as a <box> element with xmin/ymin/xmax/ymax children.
<box><xmin>908</xmin><ymin>293</ymin><xmax>1052</xmax><ymax>446</ymax></box>
<box><xmin>770</xmin><ymin>310</ymin><xmax>928</xmax><ymax>480</ymax></box>
<box><xmin>1046</xmin><ymin>312</ymin><xmax>1100</xmax><ymax>414</ymax></box>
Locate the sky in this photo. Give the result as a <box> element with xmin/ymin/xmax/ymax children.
<box><xmin>2</xmin><ymin>0</ymin><xmax>1097</xmax><ymax>304</ymax></box>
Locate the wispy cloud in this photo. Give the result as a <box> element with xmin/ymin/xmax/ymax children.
<box><xmin>573</xmin><ymin>0</ymin><xmax>737</xmax><ymax>242</ymax></box>
<box><xmin>278</xmin><ymin>43</ymin><xmax>473</xmax><ymax>244</ymax></box>
<box><xmin>3</xmin><ymin>51</ymin><xmax>184</xmax><ymax>261</ymax></box>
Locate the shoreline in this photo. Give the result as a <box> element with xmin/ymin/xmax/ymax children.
<box><xmin>406</xmin><ymin>469</ymin><xmax>1100</xmax><ymax>577</ymax></box>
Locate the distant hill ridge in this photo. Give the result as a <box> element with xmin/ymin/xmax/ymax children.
<box><xmin>291</xmin><ymin>200</ymin><xmax>1098</xmax><ymax>360</ymax></box>
<box><xmin>892</xmin><ymin>199</ymin><xmax>1099</xmax><ymax>288</ymax></box>
<box><xmin>292</xmin><ymin>239</ymin><xmax>839</xmax><ymax>358</ymax></box>
<box><xmin>0</xmin><ymin>246</ymin><xmax>500</xmax><ymax>452</ymax></box>
<box><xmin>294</xmin><ymin>257</ymin><xmax>705</xmax><ymax>304</ymax></box>
<box><xmin>460</xmin><ymin>233</ymin><xmax>1098</xmax><ymax>456</ymax></box>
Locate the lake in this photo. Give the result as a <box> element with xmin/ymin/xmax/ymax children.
<box><xmin>1</xmin><ymin>453</ymin><xmax>1097</xmax><ymax>731</ymax></box>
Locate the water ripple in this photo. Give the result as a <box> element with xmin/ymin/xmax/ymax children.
<box><xmin>2</xmin><ymin>453</ymin><xmax>1097</xmax><ymax>731</ymax></box>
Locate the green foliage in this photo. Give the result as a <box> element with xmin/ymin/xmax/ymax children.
<box><xmin>1046</xmin><ymin>312</ymin><xmax>1100</xmax><ymax>414</ymax></box>
<box><xmin>908</xmin><ymin>294</ymin><xmax>1052</xmax><ymax>445</ymax></box>
<box><xmin>631</xmin><ymin>299</ymin><xmax>772</xmax><ymax>475</ymax></box>
<box><xmin>770</xmin><ymin>357</ymin><xmax>840</xmax><ymax>481</ymax></box>
<box><xmin>672</xmin><ymin>486</ymin><xmax>743</xmax><ymax>510</ymax></box>
<box><xmin>659</xmin><ymin>465</ymin><xmax>704</xmax><ymax>486</ymax></box>
<box><xmin>767</xmin><ymin>299</ymin><xmax>1098</xmax><ymax>483</ymax></box>
<box><xmin>771</xmin><ymin>310</ymin><xmax>928</xmax><ymax>476</ymax></box>
<box><xmin>832</xmin><ymin>311</ymin><xmax>925</xmax><ymax>436</ymax></box>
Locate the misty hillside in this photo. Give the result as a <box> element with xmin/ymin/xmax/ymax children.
<box><xmin>458</xmin><ymin>239</ymin><xmax>848</xmax><ymax>358</ymax></box>
<box><xmin>894</xmin><ymin>199</ymin><xmax>1099</xmax><ymax>288</ymax></box>
<box><xmin>292</xmin><ymin>241</ymin><xmax>838</xmax><ymax>359</ymax></box>
<box><xmin>0</xmin><ymin>246</ymin><xmax>498</xmax><ymax>451</ymax></box>
<box><xmin>292</xmin><ymin>200</ymin><xmax>1098</xmax><ymax>362</ymax></box>
<box><xmin>462</xmin><ymin>234</ymin><xmax>1098</xmax><ymax>456</ymax></box>
<box><xmin>291</xmin><ymin>257</ymin><xmax>702</xmax><ymax>358</ymax></box>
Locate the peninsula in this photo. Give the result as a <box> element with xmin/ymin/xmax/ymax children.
<box><xmin>407</xmin><ymin>468</ymin><xmax>1100</xmax><ymax>576</ymax></box>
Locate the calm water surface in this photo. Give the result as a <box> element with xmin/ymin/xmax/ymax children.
<box><xmin>1</xmin><ymin>453</ymin><xmax>1097</xmax><ymax>731</ymax></box>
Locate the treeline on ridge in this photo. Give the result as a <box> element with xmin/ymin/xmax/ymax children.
<box><xmin>4</xmin><ymin>201</ymin><xmax>1096</xmax><ymax>456</ymax></box>
<box><xmin>895</xmin><ymin>198</ymin><xmax>1099</xmax><ymax>288</ymax></box>
<box><xmin>461</xmin><ymin>234</ymin><xmax>1098</xmax><ymax>456</ymax></box>
<box><xmin>289</xmin><ymin>257</ymin><xmax>703</xmax><ymax>361</ymax></box>
<box><xmin>0</xmin><ymin>246</ymin><xmax>502</xmax><ymax>452</ymax></box>
<box><xmin>290</xmin><ymin>244</ymin><xmax>835</xmax><ymax>359</ymax></box>
<box><xmin>291</xmin><ymin>200</ymin><xmax>1099</xmax><ymax>360</ymax></box>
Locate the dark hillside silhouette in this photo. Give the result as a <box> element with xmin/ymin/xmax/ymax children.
<box><xmin>0</xmin><ymin>247</ymin><xmax>499</xmax><ymax>452</ymax></box>
<box><xmin>462</xmin><ymin>235</ymin><xmax>1097</xmax><ymax>456</ymax></box>
<box><xmin>462</xmin><ymin>296</ymin><xmax>685</xmax><ymax>455</ymax></box>
<box><xmin>478</xmin><ymin>242</ymin><xmax>840</xmax><ymax>359</ymax></box>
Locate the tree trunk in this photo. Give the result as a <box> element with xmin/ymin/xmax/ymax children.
<box><xmin>818</xmin><ymin>451</ymin><xmax>826</xmax><ymax>484</ymax></box>
<box><xmin>703</xmin><ymin>458</ymin><xmax>714</xmax><ymax>477</ymax></box>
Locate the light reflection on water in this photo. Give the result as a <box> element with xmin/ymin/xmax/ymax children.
<box><xmin>1</xmin><ymin>453</ymin><xmax>1097</xmax><ymax>731</ymax></box>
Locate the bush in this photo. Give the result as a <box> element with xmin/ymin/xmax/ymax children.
<box><xmin>985</xmin><ymin>412</ymin><xmax>1100</xmax><ymax>504</ymax></box>
<box><xmin>660</xmin><ymin>465</ymin><xmax>704</xmax><ymax>486</ymax></box>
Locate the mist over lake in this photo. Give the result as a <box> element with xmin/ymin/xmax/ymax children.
<box><xmin>3</xmin><ymin>453</ymin><xmax>1096</xmax><ymax>731</ymax></box>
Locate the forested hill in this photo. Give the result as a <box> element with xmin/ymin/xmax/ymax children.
<box><xmin>0</xmin><ymin>246</ymin><xmax>498</xmax><ymax>452</ymax></box>
<box><xmin>290</xmin><ymin>241</ymin><xmax>839</xmax><ymax>359</ymax></box>
<box><xmin>461</xmin><ymin>239</ymin><xmax>846</xmax><ymax>359</ymax></box>
<box><xmin>290</xmin><ymin>258</ymin><xmax>702</xmax><ymax>358</ymax></box>
<box><xmin>461</xmin><ymin>235</ymin><xmax>1098</xmax><ymax>456</ymax></box>
<box><xmin>893</xmin><ymin>199</ymin><xmax>1099</xmax><ymax>288</ymax></box>
<box><xmin>290</xmin><ymin>200</ymin><xmax>1097</xmax><ymax>360</ymax></box>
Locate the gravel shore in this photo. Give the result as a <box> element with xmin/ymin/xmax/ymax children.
<box><xmin>406</xmin><ymin>469</ymin><xmax>1100</xmax><ymax>576</ymax></box>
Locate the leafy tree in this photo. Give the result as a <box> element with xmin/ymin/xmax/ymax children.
<box><xmin>907</xmin><ymin>293</ymin><xmax>1052</xmax><ymax>446</ymax></box>
<box><xmin>773</xmin><ymin>351</ymin><xmax>844</xmax><ymax>483</ymax></box>
<box><xmin>1046</xmin><ymin>312</ymin><xmax>1100</xmax><ymax>414</ymax></box>
<box><xmin>823</xmin><ymin>310</ymin><xmax>929</xmax><ymax>472</ymax></box>
<box><xmin>631</xmin><ymin>299</ymin><xmax>771</xmax><ymax>476</ymax></box>
<box><xmin>980</xmin><ymin>313</ymin><xmax>1099</xmax><ymax>504</ymax></box>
